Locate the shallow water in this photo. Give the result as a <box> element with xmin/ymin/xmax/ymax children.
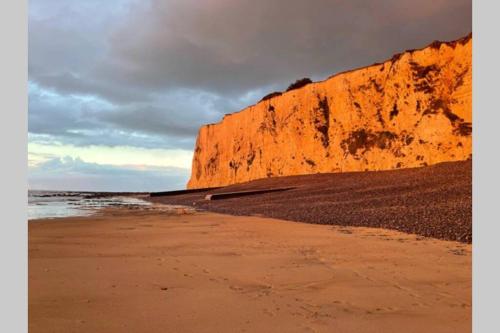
<box><xmin>28</xmin><ymin>191</ymin><xmax>152</xmax><ymax>220</ymax></box>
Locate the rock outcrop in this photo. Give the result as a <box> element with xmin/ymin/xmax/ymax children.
<box><xmin>187</xmin><ymin>34</ymin><xmax>472</xmax><ymax>189</ymax></box>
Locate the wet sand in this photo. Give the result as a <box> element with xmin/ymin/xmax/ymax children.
<box><xmin>29</xmin><ymin>208</ymin><xmax>471</xmax><ymax>333</ymax></box>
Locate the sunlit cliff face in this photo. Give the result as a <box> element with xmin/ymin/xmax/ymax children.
<box><xmin>188</xmin><ymin>35</ymin><xmax>472</xmax><ymax>189</ymax></box>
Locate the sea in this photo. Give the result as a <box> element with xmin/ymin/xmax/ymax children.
<box><xmin>28</xmin><ymin>190</ymin><xmax>153</xmax><ymax>220</ymax></box>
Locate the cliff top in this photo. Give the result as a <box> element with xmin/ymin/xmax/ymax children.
<box><xmin>204</xmin><ymin>33</ymin><xmax>472</xmax><ymax>128</ymax></box>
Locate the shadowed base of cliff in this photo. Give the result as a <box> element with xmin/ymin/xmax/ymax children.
<box><xmin>149</xmin><ymin>160</ymin><xmax>472</xmax><ymax>243</ymax></box>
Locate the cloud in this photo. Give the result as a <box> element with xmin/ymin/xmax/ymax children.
<box><xmin>29</xmin><ymin>0</ymin><xmax>472</xmax><ymax>114</ymax></box>
<box><xmin>28</xmin><ymin>82</ymin><xmax>231</xmax><ymax>149</ymax></box>
<box><xmin>95</xmin><ymin>90</ymin><xmax>229</xmax><ymax>138</ymax></box>
<box><xmin>29</xmin><ymin>156</ymin><xmax>191</xmax><ymax>192</ymax></box>
<box><xmin>28</xmin><ymin>0</ymin><xmax>471</xmax><ymax>190</ymax></box>
<box><xmin>30</xmin><ymin>0</ymin><xmax>471</xmax><ymax>102</ymax></box>
<box><xmin>28</xmin><ymin>141</ymin><xmax>194</xmax><ymax>169</ymax></box>
<box><xmin>99</xmin><ymin>0</ymin><xmax>472</xmax><ymax>97</ymax></box>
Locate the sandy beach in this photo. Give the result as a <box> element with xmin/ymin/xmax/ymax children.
<box><xmin>29</xmin><ymin>207</ymin><xmax>471</xmax><ymax>333</ymax></box>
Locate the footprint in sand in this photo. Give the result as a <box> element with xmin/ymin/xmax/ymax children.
<box><xmin>229</xmin><ymin>283</ymin><xmax>272</xmax><ymax>297</ymax></box>
<box><xmin>301</xmin><ymin>326</ymin><xmax>317</xmax><ymax>333</ymax></box>
<box><xmin>336</xmin><ymin>228</ymin><xmax>353</xmax><ymax>234</ymax></box>
<box><xmin>370</xmin><ymin>306</ymin><xmax>400</xmax><ymax>314</ymax></box>
<box><xmin>262</xmin><ymin>308</ymin><xmax>276</xmax><ymax>317</ymax></box>
<box><xmin>449</xmin><ymin>248</ymin><xmax>467</xmax><ymax>256</ymax></box>
<box><xmin>392</xmin><ymin>284</ymin><xmax>421</xmax><ymax>299</ymax></box>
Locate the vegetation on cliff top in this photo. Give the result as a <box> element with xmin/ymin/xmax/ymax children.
<box><xmin>286</xmin><ymin>78</ymin><xmax>313</xmax><ymax>92</ymax></box>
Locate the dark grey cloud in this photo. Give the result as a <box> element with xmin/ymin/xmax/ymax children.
<box><xmin>29</xmin><ymin>156</ymin><xmax>190</xmax><ymax>192</ymax></box>
<box><xmin>96</xmin><ymin>90</ymin><xmax>231</xmax><ymax>137</ymax></box>
<box><xmin>28</xmin><ymin>83</ymin><xmax>231</xmax><ymax>149</ymax></box>
<box><xmin>28</xmin><ymin>0</ymin><xmax>471</xmax><ymax>152</ymax></box>
<box><xmin>99</xmin><ymin>0</ymin><xmax>471</xmax><ymax>96</ymax></box>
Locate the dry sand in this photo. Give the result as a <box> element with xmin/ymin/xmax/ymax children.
<box><xmin>29</xmin><ymin>208</ymin><xmax>471</xmax><ymax>333</ymax></box>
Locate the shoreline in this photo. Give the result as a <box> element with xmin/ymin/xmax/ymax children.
<box><xmin>29</xmin><ymin>207</ymin><xmax>471</xmax><ymax>333</ymax></box>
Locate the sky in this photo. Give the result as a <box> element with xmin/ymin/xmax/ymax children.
<box><xmin>28</xmin><ymin>0</ymin><xmax>471</xmax><ymax>192</ymax></box>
